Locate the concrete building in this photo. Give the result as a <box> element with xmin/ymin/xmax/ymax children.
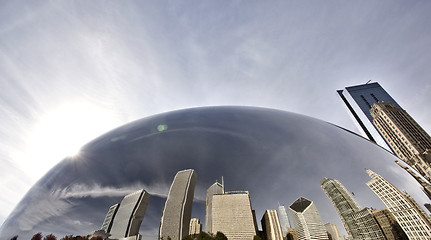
<box><xmin>320</xmin><ymin>178</ymin><xmax>361</xmax><ymax>239</ymax></box>
<box><xmin>286</xmin><ymin>228</ymin><xmax>298</xmax><ymax>240</ymax></box>
<box><xmin>189</xmin><ymin>218</ymin><xmax>202</xmax><ymax>236</ymax></box>
<box><xmin>289</xmin><ymin>197</ymin><xmax>329</xmax><ymax>240</ymax></box>
<box><xmin>337</xmin><ymin>82</ymin><xmax>400</xmax><ymax>150</ymax></box>
<box><xmin>372</xmin><ymin>209</ymin><xmax>407</xmax><ymax>240</ymax></box>
<box><xmin>109</xmin><ymin>189</ymin><xmax>150</xmax><ymax>239</ymax></box>
<box><xmin>206</xmin><ymin>181</ymin><xmax>224</xmax><ymax>233</ymax></box>
<box><xmin>212</xmin><ymin>191</ymin><xmax>257</xmax><ymax>240</ymax></box>
<box><xmin>349</xmin><ymin>208</ymin><xmax>385</xmax><ymax>240</ymax></box>
<box><xmin>160</xmin><ymin>169</ymin><xmax>198</xmax><ymax>240</ymax></box>
<box><xmin>261</xmin><ymin>210</ymin><xmax>283</xmax><ymax>240</ymax></box>
<box><xmin>324</xmin><ymin>223</ymin><xmax>341</xmax><ymax>240</ymax></box>
<box><xmin>101</xmin><ymin>203</ymin><xmax>120</xmax><ymax>233</ymax></box>
<box><xmin>277</xmin><ymin>205</ymin><xmax>290</xmax><ymax>237</ymax></box>
<box><xmin>370</xmin><ymin>101</ymin><xmax>431</xmax><ymax>181</ymax></box>
<box><xmin>366</xmin><ymin>169</ymin><xmax>431</xmax><ymax>239</ymax></box>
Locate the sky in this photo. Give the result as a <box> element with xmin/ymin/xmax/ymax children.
<box><xmin>1</xmin><ymin>0</ymin><xmax>431</xmax><ymax>229</ymax></box>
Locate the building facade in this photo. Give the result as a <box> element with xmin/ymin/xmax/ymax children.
<box><xmin>324</xmin><ymin>223</ymin><xmax>341</xmax><ymax>240</ymax></box>
<box><xmin>320</xmin><ymin>178</ymin><xmax>361</xmax><ymax>239</ymax></box>
<box><xmin>337</xmin><ymin>82</ymin><xmax>400</xmax><ymax>150</ymax></box>
<box><xmin>370</xmin><ymin>101</ymin><xmax>431</xmax><ymax>180</ymax></box>
<box><xmin>206</xmin><ymin>181</ymin><xmax>224</xmax><ymax>233</ymax></box>
<box><xmin>366</xmin><ymin>169</ymin><xmax>431</xmax><ymax>239</ymax></box>
<box><xmin>189</xmin><ymin>218</ymin><xmax>202</xmax><ymax>236</ymax></box>
<box><xmin>372</xmin><ymin>209</ymin><xmax>407</xmax><ymax>240</ymax></box>
<box><xmin>212</xmin><ymin>191</ymin><xmax>257</xmax><ymax>240</ymax></box>
<box><xmin>349</xmin><ymin>208</ymin><xmax>385</xmax><ymax>240</ymax></box>
<box><xmin>261</xmin><ymin>210</ymin><xmax>283</xmax><ymax>240</ymax></box>
<box><xmin>101</xmin><ymin>203</ymin><xmax>120</xmax><ymax>233</ymax></box>
<box><xmin>277</xmin><ymin>205</ymin><xmax>290</xmax><ymax>237</ymax></box>
<box><xmin>289</xmin><ymin>197</ymin><xmax>329</xmax><ymax>240</ymax></box>
<box><xmin>286</xmin><ymin>228</ymin><xmax>299</xmax><ymax>240</ymax></box>
<box><xmin>109</xmin><ymin>189</ymin><xmax>151</xmax><ymax>239</ymax></box>
<box><xmin>395</xmin><ymin>160</ymin><xmax>431</xmax><ymax>200</ymax></box>
<box><xmin>160</xmin><ymin>169</ymin><xmax>198</xmax><ymax>240</ymax></box>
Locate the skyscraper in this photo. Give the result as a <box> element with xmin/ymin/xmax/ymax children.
<box><xmin>189</xmin><ymin>218</ymin><xmax>202</xmax><ymax>236</ymax></box>
<box><xmin>206</xmin><ymin>181</ymin><xmax>224</xmax><ymax>233</ymax></box>
<box><xmin>324</xmin><ymin>223</ymin><xmax>341</xmax><ymax>240</ymax></box>
<box><xmin>261</xmin><ymin>210</ymin><xmax>283</xmax><ymax>240</ymax></box>
<box><xmin>109</xmin><ymin>189</ymin><xmax>151</xmax><ymax>239</ymax></box>
<box><xmin>320</xmin><ymin>178</ymin><xmax>361</xmax><ymax>239</ymax></box>
<box><xmin>366</xmin><ymin>169</ymin><xmax>431</xmax><ymax>239</ymax></box>
<box><xmin>212</xmin><ymin>191</ymin><xmax>257</xmax><ymax>240</ymax></box>
<box><xmin>160</xmin><ymin>169</ymin><xmax>197</xmax><ymax>240</ymax></box>
<box><xmin>288</xmin><ymin>197</ymin><xmax>329</xmax><ymax>240</ymax></box>
<box><xmin>101</xmin><ymin>203</ymin><xmax>119</xmax><ymax>233</ymax></box>
<box><xmin>277</xmin><ymin>205</ymin><xmax>290</xmax><ymax>237</ymax></box>
<box><xmin>348</xmin><ymin>208</ymin><xmax>385</xmax><ymax>240</ymax></box>
<box><xmin>372</xmin><ymin>209</ymin><xmax>407</xmax><ymax>240</ymax></box>
<box><xmin>337</xmin><ymin>82</ymin><xmax>400</xmax><ymax>150</ymax></box>
<box><xmin>370</xmin><ymin>101</ymin><xmax>431</xmax><ymax>180</ymax></box>
<box><xmin>395</xmin><ymin>160</ymin><xmax>431</xmax><ymax>200</ymax></box>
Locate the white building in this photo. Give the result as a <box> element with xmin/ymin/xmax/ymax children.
<box><xmin>289</xmin><ymin>197</ymin><xmax>328</xmax><ymax>240</ymax></box>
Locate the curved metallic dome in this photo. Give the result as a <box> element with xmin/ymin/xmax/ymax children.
<box><xmin>0</xmin><ymin>106</ymin><xmax>426</xmax><ymax>239</ymax></box>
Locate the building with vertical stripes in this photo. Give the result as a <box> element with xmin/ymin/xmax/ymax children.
<box><xmin>261</xmin><ymin>210</ymin><xmax>283</xmax><ymax>240</ymax></box>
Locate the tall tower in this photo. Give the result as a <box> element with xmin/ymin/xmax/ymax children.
<box><xmin>212</xmin><ymin>191</ymin><xmax>257</xmax><ymax>240</ymax></box>
<box><xmin>206</xmin><ymin>181</ymin><xmax>224</xmax><ymax>233</ymax></box>
<box><xmin>109</xmin><ymin>189</ymin><xmax>151</xmax><ymax>239</ymax></box>
<box><xmin>320</xmin><ymin>178</ymin><xmax>361</xmax><ymax>239</ymax></box>
<box><xmin>101</xmin><ymin>203</ymin><xmax>120</xmax><ymax>233</ymax></box>
<box><xmin>277</xmin><ymin>205</ymin><xmax>290</xmax><ymax>237</ymax></box>
<box><xmin>370</xmin><ymin>101</ymin><xmax>431</xmax><ymax>180</ymax></box>
<box><xmin>288</xmin><ymin>197</ymin><xmax>329</xmax><ymax>240</ymax></box>
<box><xmin>160</xmin><ymin>169</ymin><xmax>197</xmax><ymax>240</ymax></box>
<box><xmin>261</xmin><ymin>210</ymin><xmax>284</xmax><ymax>240</ymax></box>
<box><xmin>337</xmin><ymin>82</ymin><xmax>401</xmax><ymax>150</ymax></box>
<box><xmin>366</xmin><ymin>169</ymin><xmax>431</xmax><ymax>239</ymax></box>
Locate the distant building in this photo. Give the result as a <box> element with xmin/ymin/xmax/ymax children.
<box><xmin>288</xmin><ymin>197</ymin><xmax>328</xmax><ymax>240</ymax></box>
<box><xmin>286</xmin><ymin>228</ymin><xmax>298</xmax><ymax>240</ymax></box>
<box><xmin>349</xmin><ymin>208</ymin><xmax>385</xmax><ymax>240</ymax></box>
<box><xmin>372</xmin><ymin>209</ymin><xmax>407</xmax><ymax>240</ymax></box>
<box><xmin>212</xmin><ymin>191</ymin><xmax>257</xmax><ymax>240</ymax></box>
<box><xmin>206</xmin><ymin>181</ymin><xmax>224</xmax><ymax>233</ymax></box>
<box><xmin>366</xmin><ymin>169</ymin><xmax>431</xmax><ymax>239</ymax></box>
<box><xmin>277</xmin><ymin>205</ymin><xmax>290</xmax><ymax>237</ymax></box>
<box><xmin>109</xmin><ymin>189</ymin><xmax>150</xmax><ymax>239</ymax></box>
<box><xmin>324</xmin><ymin>223</ymin><xmax>341</xmax><ymax>240</ymax></box>
<box><xmin>337</xmin><ymin>82</ymin><xmax>400</xmax><ymax>150</ymax></box>
<box><xmin>320</xmin><ymin>178</ymin><xmax>361</xmax><ymax>239</ymax></box>
<box><xmin>101</xmin><ymin>203</ymin><xmax>120</xmax><ymax>233</ymax></box>
<box><xmin>160</xmin><ymin>169</ymin><xmax>197</xmax><ymax>240</ymax></box>
<box><xmin>189</xmin><ymin>218</ymin><xmax>202</xmax><ymax>236</ymax></box>
<box><xmin>261</xmin><ymin>210</ymin><xmax>283</xmax><ymax>240</ymax></box>
<box><xmin>370</xmin><ymin>101</ymin><xmax>431</xmax><ymax>181</ymax></box>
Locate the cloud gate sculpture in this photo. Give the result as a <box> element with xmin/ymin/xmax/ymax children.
<box><xmin>0</xmin><ymin>106</ymin><xmax>428</xmax><ymax>239</ymax></box>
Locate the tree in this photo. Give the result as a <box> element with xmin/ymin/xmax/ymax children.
<box><xmin>60</xmin><ymin>235</ymin><xmax>74</xmax><ymax>240</ymax></box>
<box><xmin>90</xmin><ymin>236</ymin><xmax>103</xmax><ymax>240</ymax></box>
<box><xmin>214</xmin><ymin>232</ymin><xmax>227</xmax><ymax>240</ymax></box>
<box><xmin>253</xmin><ymin>235</ymin><xmax>262</xmax><ymax>240</ymax></box>
<box><xmin>32</xmin><ymin>232</ymin><xmax>43</xmax><ymax>240</ymax></box>
<box><xmin>43</xmin><ymin>234</ymin><xmax>57</xmax><ymax>240</ymax></box>
<box><xmin>10</xmin><ymin>236</ymin><xmax>18</xmax><ymax>240</ymax></box>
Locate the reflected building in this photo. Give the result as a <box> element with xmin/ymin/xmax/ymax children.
<box><xmin>286</xmin><ymin>228</ymin><xmax>298</xmax><ymax>240</ymax></box>
<box><xmin>160</xmin><ymin>169</ymin><xmax>197</xmax><ymax>240</ymax></box>
<box><xmin>288</xmin><ymin>197</ymin><xmax>328</xmax><ymax>240</ymax></box>
<box><xmin>101</xmin><ymin>203</ymin><xmax>119</xmax><ymax>234</ymax></box>
<box><xmin>324</xmin><ymin>223</ymin><xmax>341</xmax><ymax>240</ymax></box>
<box><xmin>206</xmin><ymin>181</ymin><xmax>224</xmax><ymax>233</ymax></box>
<box><xmin>212</xmin><ymin>191</ymin><xmax>257</xmax><ymax>240</ymax></box>
<box><xmin>320</xmin><ymin>178</ymin><xmax>361</xmax><ymax>239</ymax></box>
<box><xmin>109</xmin><ymin>189</ymin><xmax>150</xmax><ymax>239</ymax></box>
<box><xmin>337</xmin><ymin>82</ymin><xmax>400</xmax><ymax>150</ymax></box>
<box><xmin>349</xmin><ymin>208</ymin><xmax>385</xmax><ymax>240</ymax></box>
<box><xmin>261</xmin><ymin>209</ymin><xmax>283</xmax><ymax>240</ymax></box>
<box><xmin>189</xmin><ymin>218</ymin><xmax>202</xmax><ymax>236</ymax></box>
<box><xmin>277</xmin><ymin>205</ymin><xmax>290</xmax><ymax>237</ymax></box>
<box><xmin>370</xmin><ymin>101</ymin><xmax>431</xmax><ymax>181</ymax></box>
<box><xmin>395</xmin><ymin>160</ymin><xmax>431</xmax><ymax>200</ymax></box>
<box><xmin>366</xmin><ymin>169</ymin><xmax>431</xmax><ymax>239</ymax></box>
<box><xmin>372</xmin><ymin>209</ymin><xmax>407</xmax><ymax>240</ymax></box>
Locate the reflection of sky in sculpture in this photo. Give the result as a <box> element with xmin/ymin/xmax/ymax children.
<box><xmin>0</xmin><ymin>106</ymin><xmax>427</xmax><ymax>239</ymax></box>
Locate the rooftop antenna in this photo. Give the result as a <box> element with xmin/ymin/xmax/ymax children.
<box><xmin>278</xmin><ymin>201</ymin><xmax>281</xmax><ymax>207</ymax></box>
<box><xmin>221</xmin><ymin>176</ymin><xmax>225</xmax><ymax>194</ymax></box>
<box><xmin>366</xmin><ymin>80</ymin><xmax>372</xmax><ymax>84</ymax></box>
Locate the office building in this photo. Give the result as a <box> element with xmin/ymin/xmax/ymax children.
<box><xmin>212</xmin><ymin>191</ymin><xmax>257</xmax><ymax>240</ymax></box>
<box><xmin>366</xmin><ymin>169</ymin><xmax>431</xmax><ymax>239</ymax></box>
<box><xmin>337</xmin><ymin>82</ymin><xmax>400</xmax><ymax>150</ymax></box>
<box><xmin>320</xmin><ymin>178</ymin><xmax>361</xmax><ymax>239</ymax></box>
<box><xmin>324</xmin><ymin>223</ymin><xmax>341</xmax><ymax>240</ymax></box>
<box><xmin>277</xmin><ymin>205</ymin><xmax>290</xmax><ymax>237</ymax></box>
<box><xmin>109</xmin><ymin>189</ymin><xmax>150</xmax><ymax>239</ymax></box>
<box><xmin>370</xmin><ymin>101</ymin><xmax>431</xmax><ymax>180</ymax></box>
<box><xmin>288</xmin><ymin>197</ymin><xmax>329</xmax><ymax>240</ymax></box>
<box><xmin>372</xmin><ymin>209</ymin><xmax>407</xmax><ymax>240</ymax></box>
<box><xmin>189</xmin><ymin>218</ymin><xmax>202</xmax><ymax>236</ymax></box>
<box><xmin>160</xmin><ymin>169</ymin><xmax>197</xmax><ymax>240</ymax></box>
<box><xmin>101</xmin><ymin>203</ymin><xmax>120</xmax><ymax>233</ymax></box>
<box><xmin>206</xmin><ymin>181</ymin><xmax>224</xmax><ymax>233</ymax></box>
<box><xmin>261</xmin><ymin>210</ymin><xmax>283</xmax><ymax>240</ymax></box>
<box><xmin>349</xmin><ymin>208</ymin><xmax>385</xmax><ymax>240</ymax></box>
<box><xmin>286</xmin><ymin>228</ymin><xmax>298</xmax><ymax>240</ymax></box>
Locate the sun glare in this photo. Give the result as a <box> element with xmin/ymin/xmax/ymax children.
<box><xmin>14</xmin><ymin>102</ymin><xmax>121</xmax><ymax>181</ymax></box>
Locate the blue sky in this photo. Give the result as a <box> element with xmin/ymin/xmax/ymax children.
<box><xmin>1</xmin><ymin>0</ymin><xmax>431</xmax><ymax>228</ymax></box>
